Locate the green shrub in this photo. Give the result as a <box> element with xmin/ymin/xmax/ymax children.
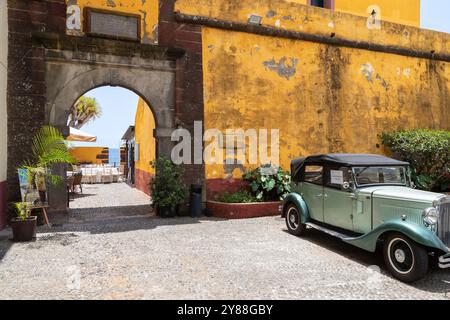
<box><xmin>381</xmin><ymin>129</ymin><xmax>450</xmax><ymax>191</ymax></box>
<box><xmin>218</xmin><ymin>191</ymin><xmax>261</xmax><ymax>203</ymax></box>
<box><xmin>150</xmin><ymin>156</ymin><xmax>187</xmax><ymax>209</ymax></box>
<box><xmin>243</xmin><ymin>164</ymin><xmax>291</xmax><ymax>201</ymax></box>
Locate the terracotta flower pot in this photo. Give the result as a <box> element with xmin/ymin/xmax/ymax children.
<box><xmin>11</xmin><ymin>216</ymin><xmax>37</xmax><ymax>242</ymax></box>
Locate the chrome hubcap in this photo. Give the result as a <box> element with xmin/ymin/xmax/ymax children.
<box><xmin>287</xmin><ymin>208</ymin><xmax>299</xmax><ymax>230</ymax></box>
<box><xmin>394</xmin><ymin>249</ymin><xmax>406</xmax><ymax>263</ymax></box>
<box><xmin>290</xmin><ymin>215</ymin><xmax>296</xmax><ymax>224</ymax></box>
<box><xmin>388</xmin><ymin>238</ymin><xmax>414</xmax><ymax>275</ymax></box>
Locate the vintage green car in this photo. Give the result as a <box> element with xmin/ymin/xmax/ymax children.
<box><xmin>282</xmin><ymin>154</ymin><xmax>450</xmax><ymax>283</ymax></box>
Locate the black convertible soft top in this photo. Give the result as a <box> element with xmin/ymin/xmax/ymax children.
<box><xmin>291</xmin><ymin>154</ymin><xmax>409</xmax><ymax>179</ymax></box>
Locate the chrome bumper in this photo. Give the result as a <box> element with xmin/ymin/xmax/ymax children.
<box><xmin>439</xmin><ymin>253</ymin><xmax>450</xmax><ymax>269</ymax></box>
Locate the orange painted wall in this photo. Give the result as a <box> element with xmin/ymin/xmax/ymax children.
<box><xmin>70</xmin><ymin>146</ymin><xmax>107</xmax><ymax>165</ymax></box>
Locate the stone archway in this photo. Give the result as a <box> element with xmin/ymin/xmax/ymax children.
<box><xmin>39</xmin><ymin>34</ymin><xmax>183</xmax><ymax>211</ymax></box>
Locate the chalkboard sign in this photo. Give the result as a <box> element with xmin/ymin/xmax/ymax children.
<box><xmin>84</xmin><ymin>8</ymin><xmax>141</xmax><ymax>41</ymax></box>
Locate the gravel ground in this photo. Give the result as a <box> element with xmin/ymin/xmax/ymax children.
<box><xmin>0</xmin><ymin>183</ymin><xmax>449</xmax><ymax>300</ymax></box>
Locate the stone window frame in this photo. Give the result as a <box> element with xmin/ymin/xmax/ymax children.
<box><xmin>84</xmin><ymin>7</ymin><xmax>142</xmax><ymax>42</ymax></box>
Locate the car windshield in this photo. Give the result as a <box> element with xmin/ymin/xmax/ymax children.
<box><xmin>353</xmin><ymin>166</ymin><xmax>407</xmax><ymax>186</ymax></box>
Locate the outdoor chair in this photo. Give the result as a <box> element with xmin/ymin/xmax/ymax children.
<box><xmin>82</xmin><ymin>167</ymin><xmax>95</xmax><ymax>184</ymax></box>
<box><xmin>95</xmin><ymin>170</ymin><xmax>103</xmax><ymax>184</ymax></box>
<box><xmin>111</xmin><ymin>168</ymin><xmax>120</xmax><ymax>183</ymax></box>
<box><xmin>102</xmin><ymin>167</ymin><xmax>113</xmax><ymax>184</ymax></box>
<box><xmin>71</xmin><ymin>171</ymin><xmax>83</xmax><ymax>193</ymax></box>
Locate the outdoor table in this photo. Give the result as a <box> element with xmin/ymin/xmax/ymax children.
<box><xmin>32</xmin><ymin>201</ymin><xmax>50</xmax><ymax>227</ymax></box>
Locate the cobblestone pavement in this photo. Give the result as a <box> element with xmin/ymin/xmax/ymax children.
<box><xmin>0</xmin><ymin>183</ymin><xmax>449</xmax><ymax>300</ymax></box>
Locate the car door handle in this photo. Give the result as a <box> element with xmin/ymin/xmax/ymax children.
<box><xmin>349</xmin><ymin>194</ymin><xmax>357</xmax><ymax>200</ymax></box>
<box><xmin>317</xmin><ymin>194</ymin><xmax>323</xmax><ymax>197</ymax></box>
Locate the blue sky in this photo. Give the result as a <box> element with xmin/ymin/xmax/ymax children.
<box><xmin>74</xmin><ymin>1</ymin><xmax>450</xmax><ymax>149</ymax></box>
<box><xmin>421</xmin><ymin>0</ymin><xmax>450</xmax><ymax>33</ymax></box>
<box><xmin>72</xmin><ymin>86</ymin><xmax>139</xmax><ymax>149</ymax></box>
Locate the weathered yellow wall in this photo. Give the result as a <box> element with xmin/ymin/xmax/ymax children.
<box><xmin>174</xmin><ymin>0</ymin><xmax>450</xmax><ymax>179</ymax></box>
<box><xmin>202</xmin><ymin>27</ymin><xmax>450</xmax><ymax>178</ymax></box>
<box><xmin>176</xmin><ymin>0</ymin><xmax>446</xmax><ymax>56</ymax></box>
<box><xmin>65</xmin><ymin>0</ymin><xmax>159</xmax><ymax>44</ymax></box>
<box><xmin>335</xmin><ymin>0</ymin><xmax>420</xmax><ymax>27</ymax></box>
<box><xmin>70</xmin><ymin>147</ymin><xmax>106</xmax><ymax>165</ymax></box>
<box><xmin>0</xmin><ymin>0</ymin><xmax>7</xmax><ymax>183</ymax></box>
<box><xmin>277</xmin><ymin>0</ymin><xmax>420</xmax><ymax>27</ymax></box>
<box><xmin>134</xmin><ymin>98</ymin><xmax>156</xmax><ymax>175</ymax></box>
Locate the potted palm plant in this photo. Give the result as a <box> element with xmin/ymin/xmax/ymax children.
<box><xmin>150</xmin><ymin>156</ymin><xmax>187</xmax><ymax>218</ymax></box>
<box><xmin>11</xmin><ymin>201</ymin><xmax>35</xmax><ymax>242</ymax></box>
<box><xmin>12</xmin><ymin>126</ymin><xmax>74</xmax><ymax>241</ymax></box>
<box><xmin>26</xmin><ymin>125</ymin><xmax>75</xmax><ymax>200</ymax></box>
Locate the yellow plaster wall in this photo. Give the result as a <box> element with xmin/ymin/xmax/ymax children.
<box><xmin>184</xmin><ymin>0</ymin><xmax>450</xmax><ymax>181</ymax></box>
<box><xmin>270</xmin><ymin>0</ymin><xmax>420</xmax><ymax>26</ymax></box>
<box><xmin>70</xmin><ymin>147</ymin><xmax>107</xmax><ymax>165</ymax></box>
<box><xmin>202</xmin><ymin>27</ymin><xmax>450</xmax><ymax>179</ymax></box>
<box><xmin>65</xmin><ymin>0</ymin><xmax>159</xmax><ymax>44</ymax></box>
<box><xmin>176</xmin><ymin>0</ymin><xmax>447</xmax><ymax>56</ymax></box>
<box><xmin>134</xmin><ymin>98</ymin><xmax>156</xmax><ymax>175</ymax></box>
<box><xmin>334</xmin><ymin>0</ymin><xmax>420</xmax><ymax>27</ymax></box>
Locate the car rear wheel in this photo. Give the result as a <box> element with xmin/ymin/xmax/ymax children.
<box><xmin>383</xmin><ymin>233</ymin><xmax>429</xmax><ymax>283</ymax></box>
<box><xmin>285</xmin><ymin>204</ymin><xmax>306</xmax><ymax>237</ymax></box>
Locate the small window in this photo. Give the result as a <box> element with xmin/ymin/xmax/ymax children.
<box><xmin>304</xmin><ymin>166</ymin><xmax>323</xmax><ymax>185</ymax></box>
<box><xmin>326</xmin><ymin>167</ymin><xmax>351</xmax><ymax>189</ymax></box>
<box><xmin>309</xmin><ymin>0</ymin><xmax>333</xmax><ymax>9</ymax></box>
<box><xmin>134</xmin><ymin>143</ymin><xmax>139</xmax><ymax>162</ymax></box>
<box><xmin>310</xmin><ymin>0</ymin><xmax>325</xmax><ymax>7</ymax></box>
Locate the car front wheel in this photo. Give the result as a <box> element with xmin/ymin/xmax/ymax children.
<box><xmin>383</xmin><ymin>233</ymin><xmax>429</xmax><ymax>283</ymax></box>
<box><xmin>285</xmin><ymin>204</ymin><xmax>306</xmax><ymax>237</ymax></box>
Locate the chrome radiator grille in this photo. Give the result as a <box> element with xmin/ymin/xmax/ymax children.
<box><xmin>438</xmin><ymin>200</ymin><xmax>450</xmax><ymax>248</ymax></box>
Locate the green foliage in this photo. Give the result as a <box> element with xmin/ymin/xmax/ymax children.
<box><xmin>14</xmin><ymin>202</ymin><xmax>32</xmax><ymax>221</ymax></box>
<box><xmin>23</xmin><ymin>126</ymin><xmax>75</xmax><ymax>188</ymax></box>
<box><xmin>150</xmin><ymin>156</ymin><xmax>187</xmax><ymax>209</ymax></box>
<box><xmin>381</xmin><ymin>129</ymin><xmax>450</xmax><ymax>191</ymax></box>
<box><xmin>218</xmin><ymin>191</ymin><xmax>261</xmax><ymax>204</ymax></box>
<box><xmin>243</xmin><ymin>165</ymin><xmax>291</xmax><ymax>201</ymax></box>
<box><xmin>68</xmin><ymin>96</ymin><xmax>102</xmax><ymax>129</ymax></box>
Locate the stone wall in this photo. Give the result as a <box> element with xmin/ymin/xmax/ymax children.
<box><xmin>159</xmin><ymin>0</ymin><xmax>205</xmax><ymax>210</ymax></box>
<box><xmin>7</xmin><ymin>0</ymin><xmax>67</xmax><ymax>218</ymax></box>
<box><xmin>0</xmin><ymin>0</ymin><xmax>8</xmax><ymax>229</ymax></box>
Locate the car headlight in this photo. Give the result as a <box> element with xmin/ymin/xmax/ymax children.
<box><xmin>422</xmin><ymin>207</ymin><xmax>439</xmax><ymax>226</ymax></box>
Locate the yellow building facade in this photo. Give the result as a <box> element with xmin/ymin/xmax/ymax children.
<box><xmin>59</xmin><ymin>0</ymin><xmax>448</xmax><ymax>200</ymax></box>
<box><xmin>65</xmin><ymin>0</ymin><xmax>159</xmax><ymax>43</ymax></box>
<box><xmin>174</xmin><ymin>0</ymin><xmax>449</xmax><ymax>195</ymax></box>
<box><xmin>134</xmin><ymin>98</ymin><xmax>156</xmax><ymax>195</ymax></box>
<box><xmin>70</xmin><ymin>146</ymin><xmax>109</xmax><ymax>165</ymax></box>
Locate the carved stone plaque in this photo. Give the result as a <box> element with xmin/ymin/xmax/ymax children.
<box><xmin>86</xmin><ymin>9</ymin><xmax>140</xmax><ymax>41</ymax></box>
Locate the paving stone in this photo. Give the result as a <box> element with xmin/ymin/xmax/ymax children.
<box><xmin>0</xmin><ymin>184</ymin><xmax>449</xmax><ymax>300</ymax></box>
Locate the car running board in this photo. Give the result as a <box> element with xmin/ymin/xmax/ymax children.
<box><xmin>306</xmin><ymin>222</ymin><xmax>355</xmax><ymax>240</ymax></box>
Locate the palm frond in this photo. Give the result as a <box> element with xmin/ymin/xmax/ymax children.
<box><xmin>31</xmin><ymin>126</ymin><xmax>75</xmax><ymax>168</ymax></box>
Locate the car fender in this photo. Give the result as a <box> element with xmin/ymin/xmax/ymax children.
<box><xmin>343</xmin><ymin>219</ymin><xmax>450</xmax><ymax>253</ymax></box>
<box><xmin>282</xmin><ymin>193</ymin><xmax>310</xmax><ymax>224</ymax></box>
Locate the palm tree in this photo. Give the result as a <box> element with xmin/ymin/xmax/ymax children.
<box><xmin>21</xmin><ymin>126</ymin><xmax>75</xmax><ymax>196</ymax></box>
<box><xmin>68</xmin><ymin>96</ymin><xmax>102</xmax><ymax>129</ymax></box>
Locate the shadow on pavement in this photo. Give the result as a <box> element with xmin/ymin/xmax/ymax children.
<box><xmin>42</xmin><ymin>204</ymin><xmax>226</xmax><ymax>236</ymax></box>
<box><xmin>283</xmin><ymin>227</ymin><xmax>450</xmax><ymax>295</ymax></box>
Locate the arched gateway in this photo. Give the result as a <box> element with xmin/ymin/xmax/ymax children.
<box><xmin>38</xmin><ymin>33</ymin><xmax>184</xmax><ymax>211</ymax></box>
